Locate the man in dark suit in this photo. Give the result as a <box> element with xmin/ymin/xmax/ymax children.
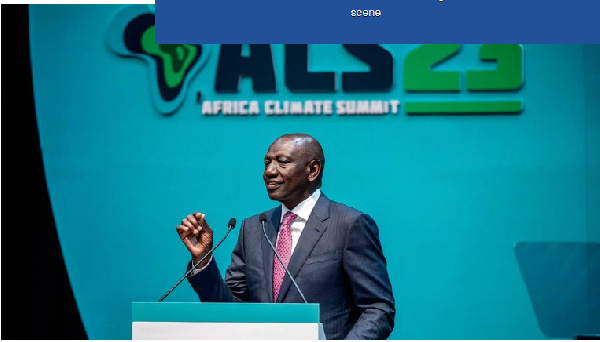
<box><xmin>176</xmin><ymin>133</ymin><xmax>395</xmax><ymax>339</ymax></box>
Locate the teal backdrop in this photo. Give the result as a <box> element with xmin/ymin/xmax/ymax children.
<box><xmin>29</xmin><ymin>4</ymin><xmax>599</xmax><ymax>340</ymax></box>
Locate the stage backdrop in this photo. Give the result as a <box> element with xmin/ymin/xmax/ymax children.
<box><xmin>29</xmin><ymin>4</ymin><xmax>599</xmax><ymax>340</ymax></box>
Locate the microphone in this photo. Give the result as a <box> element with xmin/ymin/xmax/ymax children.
<box><xmin>158</xmin><ymin>217</ymin><xmax>237</xmax><ymax>302</ymax></box>
<box><xmin>259</xmin><ymin>213</ymin><xmax>308</xmax><ymax>304</ymax></box>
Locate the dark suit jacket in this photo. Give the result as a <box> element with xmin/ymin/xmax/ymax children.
<box><xmin>188</xmin><ymin>193</ymin><xmax>395</xmax><ymax>339</ymax></box>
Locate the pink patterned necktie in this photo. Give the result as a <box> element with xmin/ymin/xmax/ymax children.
<box><xmin>273</xmin><ymin>211</ymin><xmax>298</xmax><ymax>302</ymax></box>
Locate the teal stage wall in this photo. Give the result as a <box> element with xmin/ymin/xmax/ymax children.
<box><xmin>29</xmin><ymin>4</ymin><xmax>599</xmax><ymax>339</ymax></box>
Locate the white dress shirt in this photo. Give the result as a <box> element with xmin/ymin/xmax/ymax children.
<box><xmin>190</xmin><ymin>189</ymin><xmax>321</xmax><ymax>275</ymax></box>
<box><xmin>277</xmin><ymin>189</ymin><xmax>321</xmax><ymax>254</ymax></box>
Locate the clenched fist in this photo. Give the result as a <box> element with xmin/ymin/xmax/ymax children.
<box><xmin>176</xmin><ymin>212</ymin><xmax>214</xmax><ymax>269</ymax></box>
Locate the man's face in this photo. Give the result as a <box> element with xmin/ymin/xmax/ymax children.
<box><xmin>263</xmin><ymin>137</ymin><xmax>311</xmax><ymax>209</ymax></box>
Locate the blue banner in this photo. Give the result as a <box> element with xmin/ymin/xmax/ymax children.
<box><xmin>155</xmin><ymin>0</ymin><xmax>600</xmax><ymax>43</ymax></box>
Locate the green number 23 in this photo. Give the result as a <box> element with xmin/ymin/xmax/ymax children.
<box><xmin>404</xmin><ymin>44</ymin><xmax>523</xmax><ymax>92</ymax></box>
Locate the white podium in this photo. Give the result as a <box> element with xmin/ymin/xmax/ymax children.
<box><xmin>132</xmin><ymin>302</ymin><xmax>326</xmax><ymax>340</ymax></box>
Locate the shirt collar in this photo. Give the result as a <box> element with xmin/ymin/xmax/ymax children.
<box><xmin>281</xmin><ymin>189</ymin><xmax>321</xmax><ymax>222</ymax></box>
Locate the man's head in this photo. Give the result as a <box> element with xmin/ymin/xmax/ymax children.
<box><xmin>263</xmin><ymin>133</ymin><xmax>325</xmax><ymax>209</ymax></box>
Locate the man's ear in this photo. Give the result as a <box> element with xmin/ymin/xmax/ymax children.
<box><xmin>307</xmin><ymin>160</ymin><xmax>322</xmax><ymax>182</ymax></box>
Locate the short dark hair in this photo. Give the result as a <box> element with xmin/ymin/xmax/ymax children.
<box><xmin>276</xmin><ymin>133</ymin><xmax>325</xmax><ymax>187</ymax></box>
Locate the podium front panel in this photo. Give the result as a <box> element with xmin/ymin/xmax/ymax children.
<box><xmin>132</xmin><ymin>302</ymin><xmax>325</xmax><ymax>340</ymax></box>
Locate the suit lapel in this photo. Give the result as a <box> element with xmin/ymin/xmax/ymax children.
<box><xmin>276</xmin><ymin>194</ymin><xmax>330</xmax><ymax>303</ymax></box>
<box><xmin>262</xmin><ymin>206</ymin><xmax>281</xmax><ymax>303</ymax></box>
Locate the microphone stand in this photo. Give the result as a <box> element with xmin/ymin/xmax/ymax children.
<box><xmin>260</xmin><ymin>215</ymin><xmax>308</xmax><ymax>304</ymax></box>
<box><xmin>158</xmin><ymin>221</ymin><xmax>236</xmax><ymax>302</ymax></box>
